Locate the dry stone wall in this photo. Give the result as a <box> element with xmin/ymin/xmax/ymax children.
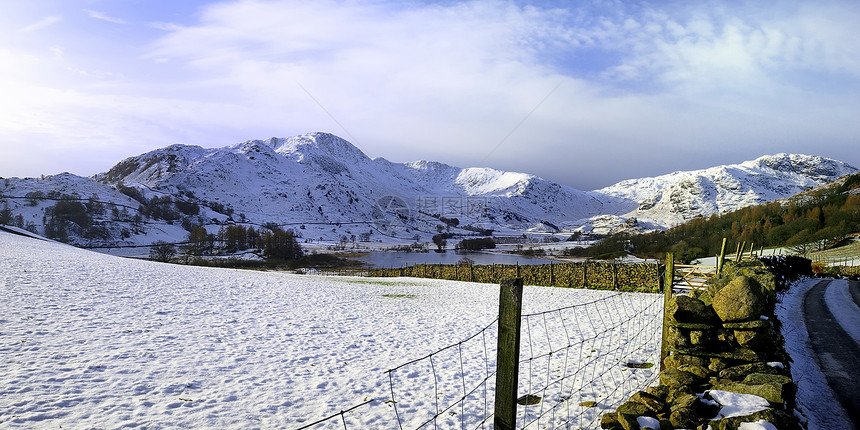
<box><xmin>369</xmin><ymin>261</ymin><xmax>660</xmax><ymax>292</ymax></box>
<box><xmin>601</xmin><ymin>275</ymin><xmax>801</xmax><ymax>430</ymax></box>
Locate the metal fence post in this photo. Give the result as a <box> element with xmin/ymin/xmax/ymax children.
<box><xmin>494</xmin><ymin>278</ymin><xmax>524</xmax><ymax>430</ymax></box>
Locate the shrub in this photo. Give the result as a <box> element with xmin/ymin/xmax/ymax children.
<box><xmin>456</xmin><ymin>237</ymin><xmax>496</xmax><ymax>251</ymax></box>
<box><xmin>149</xmin><ymin>241</ymin><xmax>177</xmax><ymax>262</ymax></box>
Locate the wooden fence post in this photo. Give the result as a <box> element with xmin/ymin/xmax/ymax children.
<box><xmin>660</xmin><ymin>253</ymin><xmax>674</xmax><ymax>372</ymax></box>
<box><xmin>612</xmin><ymin>261</ymin><xmax>619</xmax><ymax>290</ymax></box>
<box><xmin>717</xmin><ymin>238</ymin><xmax>727</xmax><ymax>278</ymax></box>
<box><xmin>582</xmin><ymin>262</ymin><xmax>588</xmax><ymax>288</ymax></box>
<box><xmin>494</xmin><ymin>278</ymin><xmax>524</xmax><ymax>430</ymax></box>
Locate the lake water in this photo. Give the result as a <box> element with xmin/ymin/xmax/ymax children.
<box><xmin>356</xmin><ymin>250</ymin><xmax>557</xmax><ymax>268</ymax></box>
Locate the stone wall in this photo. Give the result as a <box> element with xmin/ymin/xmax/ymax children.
<box><xmin>600</xmin><ymin>275</ymin><xmax>801</xmax><ymax>430</ymax></box>
<box><xmin>369</xmin><ymin>261</ymin><xmax>661</xmax><ymax>291</ymax></box>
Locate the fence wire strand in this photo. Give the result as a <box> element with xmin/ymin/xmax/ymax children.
<box><xmin>517</xmin><ymin>292</ymin><xmax>663</xmax><ymax>429</ymax></box>
<box><xmin>296</xmin><ymin>288</ymin><xmax>662</xmax><ymax>430</ymax></box>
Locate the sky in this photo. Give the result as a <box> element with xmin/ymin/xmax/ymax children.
<box><xmin>1</xmin><ymin>0</ymin><xmax>859</xmax><ymax>190</ymax></box>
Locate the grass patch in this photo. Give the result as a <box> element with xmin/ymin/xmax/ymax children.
<box><xmin>343</xmin><ymin>279</ymin><xmax>402</xmax><ymax>286</ymax></box>
<box><xmin>382</xmin><ymin>293</ymin><xmax>417</xmax><ymax>299</ymax></box>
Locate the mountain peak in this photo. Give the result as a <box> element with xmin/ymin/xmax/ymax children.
<box><xmin>272</xmin><ymin>132</ymin><xmax>369</xmax><ymax>162</ymax></box>
<box><xmin>745</xmin><ymin>153</ymin><xmax>857</xmax><ymax>181</ymax></box>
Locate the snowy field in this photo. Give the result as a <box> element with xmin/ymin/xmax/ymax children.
<box><xmin>0</xmin><ymin>231</ymin><xmax>661</xmax><ymax>429</ymax></box>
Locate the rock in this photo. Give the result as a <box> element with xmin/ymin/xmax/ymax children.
<box><xmin>716</xmin><ymin>329</ymin><xmax>736</xmax><ymax>345</ymax></box>
<box><xmin>667</xmin><ymin>386</ymin><xmax>696</xmax><ymax>404</ymax></box>
<box><xmin>646</xmin><ymin>385</ymin><xmax>669</xmax><ymax>400</ymax></box>
<box><xmin>671</xmin><ymin>347</ymin><xmax>763</xmax><ymax>363</ymax></box>
<box><xmin>723</xmin><ymin>320</ymin><xmax>770</xmax><ymax>329</ymax></box>
<box><xmin>734</xmin><ymin>329</ymin><xmax>770</xmax><ymax>349</ymax></box>
<box><xmin>663</xmin><ymin>354</ymin><xmax>708</xmax><ymax>369</ymax></box>
<box><xmin>579</xmin><ymin>400</ymin><xmax>597</xmax><ymax>408</ymax></box>
<box><xmin>709</xmin><ymin>377</ymin><xmax>734</xmax><ymax>387</ymax></box>
<box><xmin>708</xmin><ymin>408</ymin><xmax>799</xmax><ymax>430</ymax></box>
<box><xmin>670</xmin><ymin>393</ymin><xmax>699</xmax><ymax>410</ymax></box>
<box><xmin>712</xmin><ymin>276</ymin><xmax>766</xmax><ymax>322</ymax></box>
<box><xmin>669</xmin><ymin>406</ymin><xmax>698</xmax><ymax>429</ymax></box>
<box><xmin>692</xmin><ymin>287</ymin><xmax>715</xmax><ymax>307</ymax></box>
<box><xmin>600</xmin><ymin>412</ymin><xmax>621</xmax><ymax>429</ymax></box>
<box><xmin>660</xmin><ymin>368</ymin><xmax>706</xmax><ymax>388</ymax></box>
<box><xmin>741</xmin><ymin>373</ymin><xmax>795</xmax><ymax>403</ymax></box>
<box><xmin>713</xmin><ymin>381</ymin><xmax>785</xmax><ymax>404</ymax></box>
<box><xmin>677</xmin><ymin>364</ymin><xmax>710</xmax><ymax>379</ymax></box>
<box><xmin>616</xmin><ymin>401</ymin><xmax>649</xmax><ymax>416</ymax></box>
<box><xmin>690</xmin><ymin>329</ymin><xmax>716</xmax><ymax>346</ymax></box>
<box><xmin>630</xmin><ymin>391</ymin><xmax>665</xmax><ymax>413</ymax></box>
<box><xmin>668</xmin><ymin>295</ymin><xmax>719</xmax><ymax>324</ymax></box>
<box><xmin>669</xmin><ymin>326</ymin><xmax>691</xmax><ymax>349</ymax></box>
<box><xmin>618</xmin><ymin>413</ymin><xmax>640</xmax><ymax>430</ymax></box>
<box><xmin>743</xmin><ymin>373</ymin><xmax>792</xmax><ymax>386</ymax></box>
<box><xmin>709</xmin><ymin>358</ymin><xmax>728</xmax><ymax>374</ymax></box>
<box><xmin>719</xmin><ymin>363</ymin><xmax>782</xmax><ymax>380</ymax></box>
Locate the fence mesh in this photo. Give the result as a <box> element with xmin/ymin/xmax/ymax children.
<box><xmin>296</xmin><ymin>289</ymin><xmax>662</xmax><ymax>430</ymax></box>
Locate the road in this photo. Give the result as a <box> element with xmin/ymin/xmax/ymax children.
<box><xmin>803</xmin><ymin>279</ymin><xmax>860</xmax><ymax>429</ymax></box>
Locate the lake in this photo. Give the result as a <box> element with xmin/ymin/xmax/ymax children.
<box><xmin>355</xmin><ymin>250</ymin><xmax>558</xmax><ymax>268</ymax></box>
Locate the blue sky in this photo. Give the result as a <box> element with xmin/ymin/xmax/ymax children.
<box><xmin>1</xmin><ymin>0</ymin><xmax>858</xmax><ymax>190</ymax></box>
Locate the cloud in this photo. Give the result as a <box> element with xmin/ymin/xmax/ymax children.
<box><xmin>142</xmin><ymin>1</ymin><xmax>860</xmax><ymax>173</ymax></box>
<box><xmin>4</xmin><ymin>0</ymin><xmax>860</xmax><ymax>188</ymax></box>
<box><xmin>597</xmin><ymin>2</ymin><xmax>860</xmax><ymax>93</ymax></box>
<box><xmin>83</xmin><ymin>9</ymin><xmax>128</xmax><ymax>25</ymax></box>
<box><xmin>21</xmin><ymin>16</ymin><xmax>61</xmax><ymax>32</ymax></box>
<box><xmin>149</xmin><ymin>22</ymin><xmax>184</xmax><ymax>32</ymax></box>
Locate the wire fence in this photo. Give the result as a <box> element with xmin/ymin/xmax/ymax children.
<box><xmin>295</xmin><ymin>286</ymin><xmax>663</xmax><ymax>430</ymax></box>
<box><xmin>515</xmin><ymin>292</ymin><xmax>662</xmax><ymax>429</ymax></box>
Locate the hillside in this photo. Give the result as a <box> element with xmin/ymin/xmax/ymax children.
<box><xmin>596</xmin><ymin>153</ymin><xmax>856</xmax><ymax>228</ymax></box>
<box><xmin>1</xmin><ymin>132</ymin><xmax>856</xmax><ymax>250</ymax></box>
<box><xmin>573</xmin><ymin>171</ymin><xmax>860</xmax><ymax>261</ymax></box>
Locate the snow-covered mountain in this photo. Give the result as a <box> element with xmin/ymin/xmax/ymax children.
<box><xmin>1</xmin><ymin>132</ymin><xmax>856</xmax><ymax>248</ymax></box>
<box><xmin>596</xmin><ymin>153</ymin><xmax>858</xmax><ymax>228</ymax></box>
<box><xmin>91</xmin><ymin>133</ymin><xmax>623</xmax><ymax>236</ymax></box>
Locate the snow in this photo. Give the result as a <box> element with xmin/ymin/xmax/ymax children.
<box><xmin>775</xmin><ymin>278</ymin><xmax>853</xmax><ymax>429</ymax></box>
<box><xmin>636</xmin><ymin>415</ymin><xmax>660</xmax><ymax>429</ymax></box>
<box><xmin>0</xmin><ymin>231</ymin><xmax>661</xmax><ymax>428</ymax></box>
<box><xmin>5</xmin><ymin>133</ymin><xmax>852</xmax><ymax>249</ymax></box>
<box><xmin>822</xmin><ymin>280</ymin><xmax>860</xmax><ymax>343</ymax></box>
<box><xmin>738</xmin><ymin>419</ymin><xmax>778</xmax><ymax>430</ymax></box>
<box><xmin>707</xmin><ymin>390</ymin><xmax>770</xmax><ymax>419</ymax></box>
<box><xmin>766</xmin><ymin>362</ymin><xmax>784</xmax><ymax>369</ymax></box>
<box><xmin>597</xmin><ymin>153</ymin><xmax>856</xmax><ymax>229</ymax></box>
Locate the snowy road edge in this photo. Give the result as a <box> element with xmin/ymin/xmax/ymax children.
<box><xmin>776</xmin><ymin>278</ymin><xmax>852</xmax><ymax>430</ymax></box>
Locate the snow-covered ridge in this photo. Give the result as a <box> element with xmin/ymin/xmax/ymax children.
<box><xmin>596</xmin><ymin>153</ymin><xmax>857</xmax><ymax>227</ymax></box>
<box><xmin>2</xmin><ymin>132</ymin><xmax>856</xmax><ymax>247</ymax></box>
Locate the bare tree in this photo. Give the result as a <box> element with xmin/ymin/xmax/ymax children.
<box><xmin>150</xmin><ymin>241</ymin><xmax>177</xmax><ymax>263</ymax></box>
